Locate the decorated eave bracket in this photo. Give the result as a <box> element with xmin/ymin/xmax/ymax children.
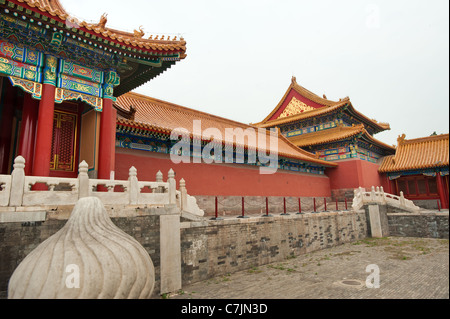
<box><xmin>1</xmin><ymin>38</ymin><xmax>120</xmax><ymax>111</ymax></box>
<box><xmin>52</xmin><ymin>57</ymin><xmax>120</xmax><ymax>112</ymax></box>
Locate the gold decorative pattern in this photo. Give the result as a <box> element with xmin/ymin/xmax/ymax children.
<box><xmin>278</xmin><ymin>97</ymin><xmax>315</xmax><ymax>119</ymax></box>
<box><xmin>9</xmin><ymin>76</ymin><xmax>42</xmax><ymax>99</ymax></box>
<box><xmin>55</xmin><ymin>88</ymin><xmax>103</xmax><ymax>111</ymax></box>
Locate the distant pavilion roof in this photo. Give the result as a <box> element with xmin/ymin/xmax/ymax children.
<box><xmin>254</xmin><ymin>77</ymin><xmax>390</xmax><ymax>134</ymax></box>
<box><xmin>289</xmin><ymin>124</ymin><xmax>396</xmax><ymax>153</ymax></box>
<box><xmin>115</xmin><ymin>92</ymin><xmax>337</xmax><ymax>168</ymax></box>
<box><xmin>379</xmin><ymin>133</ymin><xmax>449</xmax><ymax>173</ymax></box>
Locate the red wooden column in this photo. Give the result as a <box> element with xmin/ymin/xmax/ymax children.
<box><xmin>436</xmin><ymin>172</ymin><xmax>448</xmax><ymax>209</ymax></box>
<box><xmin>98</xmin><ymin>69</ymin><xmax>119</xmax><ymax>182</ymax></box>
<box><xmin>32</xmin><ymin>54</ymin><xmax>58</xmax><ymax>179</ymax></box>
<box><xmin>386</xmin><ymin>176</ymin><xmax>392</xmax><ymax>194</ymax></box>
<box><xmin>0</xmin><ymin>82</ymin><xmax>16</xmax><ymax>174</ymax></box>
<box><xmin>31</xmin><ymin>83</ymin><xmax>55</xmax><ymax>178</ymax></box>
<box><xmin>97</xmin><ymin>97</ymin><xmax>116</xmax><ymax>180</ymax></box>
<box><xmin>18</xmin><ymin>93</ymin><xmax>39</xmax><ymax>176</ymax></box>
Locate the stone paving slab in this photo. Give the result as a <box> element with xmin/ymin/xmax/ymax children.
<box><xmin>169</xmin><ymin>237</ymin><xmax>449</xmax><ymax>299</ymax></box>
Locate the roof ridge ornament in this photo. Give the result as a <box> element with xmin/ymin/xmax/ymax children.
<box><xmin>397</xmin><ymin>133</ymin><xmax>406</xmax><ymax>145</ymax></box>
<box><xmin>134</xmin><ymin>26</ymin><xmax>145</xmax><ymax>38</ymax></box>
<box><xmin>96</xmin><ymin>13</ymin><xmax>108</xmax><ymax>30</ymax></box>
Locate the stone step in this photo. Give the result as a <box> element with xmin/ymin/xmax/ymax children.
<box><xmin>0</xmin><ymin>208</ymin><xmax>47</xmax><ymax>223</ymax></box>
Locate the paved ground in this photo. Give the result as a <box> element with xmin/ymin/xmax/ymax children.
<box><xmin>169</xmin><ymin>237</ymin><xmax>449</xmax><ymax>299</ymax></box>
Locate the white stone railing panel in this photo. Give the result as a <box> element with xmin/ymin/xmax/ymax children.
<box><xmin>138</xmin><ymin>181</ymin><xmax>169</xmax><ymax>194</ymax></box>
<box><xmin>1</xmin><ymin>157</ymin><xmax>205</xmax><ymax>219</ymax></box>
<box><xmin>22</xmin><ymin>176</ymin><xmax>79</xmax><ymax>206</ymax></box>
<box><xmin>0</xmin><ymin>175</ymin><xmax>11</xmax><ymax>206</ymax></box>
<box><xmin>138</xmin><ymin>193</ymin><xmax>170</xmax><ymax>206</ymax></box>
<box><xmin>352</xmin><ymin>186</ymin><xmax>420</xmax><ymax>213</ymax></box>
<box><xmin>89</xmin><ymin>179</ymin><xmax>129</xmax><ymax>194</ymax></box>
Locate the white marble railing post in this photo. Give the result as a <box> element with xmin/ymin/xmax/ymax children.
<box><xmin>399</xmin><ymin>191</ymin><xmax>406</xmax><ymax>207</ymax></box>
<box><xmin>168</xmin><ymin>169</ymin><xmax>176</xmax><ymax>205</ymax></box>
<box><xmin>129</xmin><ymin>166</ymin><xmax>139</xmax><ymax>205</ymax></box>
<box><xmin>9</xmin><ymin>156</ymin><xmax>26</xmax><ymax>207</ymax></box>
<box><xmin>156</xmin><ymin>170</ymin><xmax>163</xmax><ymax>183</ymax></box>
<box><xmin>380</xmin><ymin>186</ymin><xmax>386</xmax><ymax>204</ymax></box>
<box><xmin>155</xmin><ymin>170</ymin><xmax>164</xmax><ymax>193</ymax></box>
<box><xmin>179</xmin><ymin>178</ymin><xmax>187</xmax><ymax>211</ymax></box>
<box><xmin>78</xmin><ymin>161</ymin><xmax>89</xmax><ymax>199</ymax></box>
<box><xmin>370</xmin><ymin>186</ymin><xmax>376</xmax><ymax>202</ymax></box>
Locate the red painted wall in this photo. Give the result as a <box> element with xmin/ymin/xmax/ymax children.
<box><xmin>327</xmin><ymin>158</ymin><xmax>383</xmax><ymax>191</ymax></box>
<box><xmin>115</xmin><ymin>148</ymin><xmax>331</xmax><ymax>197</ymax></box>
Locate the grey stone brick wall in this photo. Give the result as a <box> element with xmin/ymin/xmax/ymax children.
<box><xmin>0</xmin><ymin>215</ymin><xmax>161</xmax><ymax>298</ymax></box>
<box><xmin>0</xmin><ymin>220</ymin><xmax>66</xmax><ymax>298</ymax></box>
<box><xmin>388</xmin><ymin>212</ymin><xmax>449</xmax><ymax>239</ymax></box>
<box><xmin>2</xmin><ymin>207</ymin><xmax>447</xmax><ymax>298</ymax></box>
<box><xmin>180</xmin><ymin>211</ymin><xmax>368</xmax><ymax>286</ymax></box>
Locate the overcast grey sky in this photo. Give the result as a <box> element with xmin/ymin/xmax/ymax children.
<box><xmin>60</xmin><ymin>0</ymin><xmax>449</xmax><ymax>146</ymax></box>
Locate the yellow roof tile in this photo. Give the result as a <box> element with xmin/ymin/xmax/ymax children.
<box><xmin>289</xmin><ymin>124</ymin><xmax>366</xmax><ymax>147</ymax></box>
<box><xmin>379</xmin><ymin>134</ymin><xmax>449</xmax><ymax>172</ymax></box>
<box><xmin>14</xmin><ymin>0</ymin><xmax>187</xmax><ymax>55</ymax></box>
<box><xmin>115</xmin><ymin>92</ymin><xmax>337</xmax><ymax>167</ymax></box>
<box><xmin>288</xmin><ymin>124</ymin><xmax>395</xmax><ymax>152</ymax></box>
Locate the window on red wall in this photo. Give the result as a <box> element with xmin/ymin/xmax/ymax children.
<box><xmin>396</xmin><ymin>175</ymin><xmax>439</xmax><ymax>199</ymax></box>
<box><xmin>417</xmin><ymin>179</ymin><xmax>427</xmax><ymax>194</ymax></box>
<box><xmin>428</xmin><ymin>178</ymin><xmax>438</xmax><ymax>195</ymax></box>
<box><xmin>397</xmin><ymin>179</ymin><xmax>407</xmax><ymax>194</ymax></box>
<box><xmin>408</xmin><ymin>180</ymin><xmax>417</xmax><ymax>195</ymax></box>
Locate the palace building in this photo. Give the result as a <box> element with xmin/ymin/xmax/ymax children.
<box><xmin>0</xmin><ymin>0</ymin><xmax>448</xmax><ymax>209</ymax></box>
<box><xmin>0</xmin><ymin>0</ymin><xmax>186</xmax><ymax>183</ymax></box>
<box><xmin>253</xmin><ymin>77</ymin><xmax>397</xmax><ymax>199</ymax></box>
<box><xmin>379</xmin><ymin>133</ymin><xmax>449</xmax><ymax>209</ymax></box>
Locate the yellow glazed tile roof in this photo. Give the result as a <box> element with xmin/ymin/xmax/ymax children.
<box><xmin>379</xmin><ymin>133</ymin><xmax>449</xmax><ymax>173</ymax></box>
<box><xmin>13</xmin><ymin>0</ymin><xmax>187</xmax><ymax>56</ymax></box>
<box><xmin>289</xmin><ymin>124</ymin><xmax>366</xmax><ymax>147</ymax></box>
<box><xmin>115</xmin><ymin>92</ymin><xmax>337</xmax><ymax>167</ymax></box>
<box><xmin>288</xmin><ymin>124</ymin><xmax>395</xmax><ymax>152</ymax></box>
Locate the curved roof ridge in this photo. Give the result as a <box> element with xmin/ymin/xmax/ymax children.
<box><xmin>378</xmin><ymin>133</ymin><xmax>449</xmax><ymax>173</ymax></box>
<box><xmin>291</xmin><ymin>76</ymin><xmax>343</xmax><ymax>107</ymax></box>
<box><xmin>255</xmin><ymin>101</ymin><xmax>348</xmax><ymax>128</ymax></box>
<box><xmin>13</xmin><ymin>0</ymin><xmax>187</xmax><ymax>52</ymax></box>
<box><xmin>399</xmin><ymin>133</ymin><xmax>449</xmax><ymax>145</ymax></box>
<box><xmin>120</xmin><ymin>91</ymin><xmax>256</xmax><ymax>129</ymax></box>
<box><xmin>116</xmin><ymin>92</ymin><xmax>337</xmax><ymax>167</ymax></box>
<box><xmin>256</xmin><ymin>76</ymin><xmax>348</xmax><ymax>126</ymax></box>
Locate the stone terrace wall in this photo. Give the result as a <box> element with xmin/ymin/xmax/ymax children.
<box><xmin>388</xmin><ymin>212</ymin><xmax>449</xmax><ymax>239</ymax></box>
<box><xmin>180</xmin><ymin>211</ymin><xmax>367</xmax><ymax>287</ymax></box>
<box><xmin>2</xmin><ymin>207</ymin><xmax>447</xmax><ymax>299</ymax></box>
<box><xmin>0</xmin><ymin>209</ymin><xmax>366</xmax><ymax>298</ymax></box>
<box><xmin>0</xmin><ymin>215</ymin><xmax>161</xmax><ymax>298</ymax></box>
